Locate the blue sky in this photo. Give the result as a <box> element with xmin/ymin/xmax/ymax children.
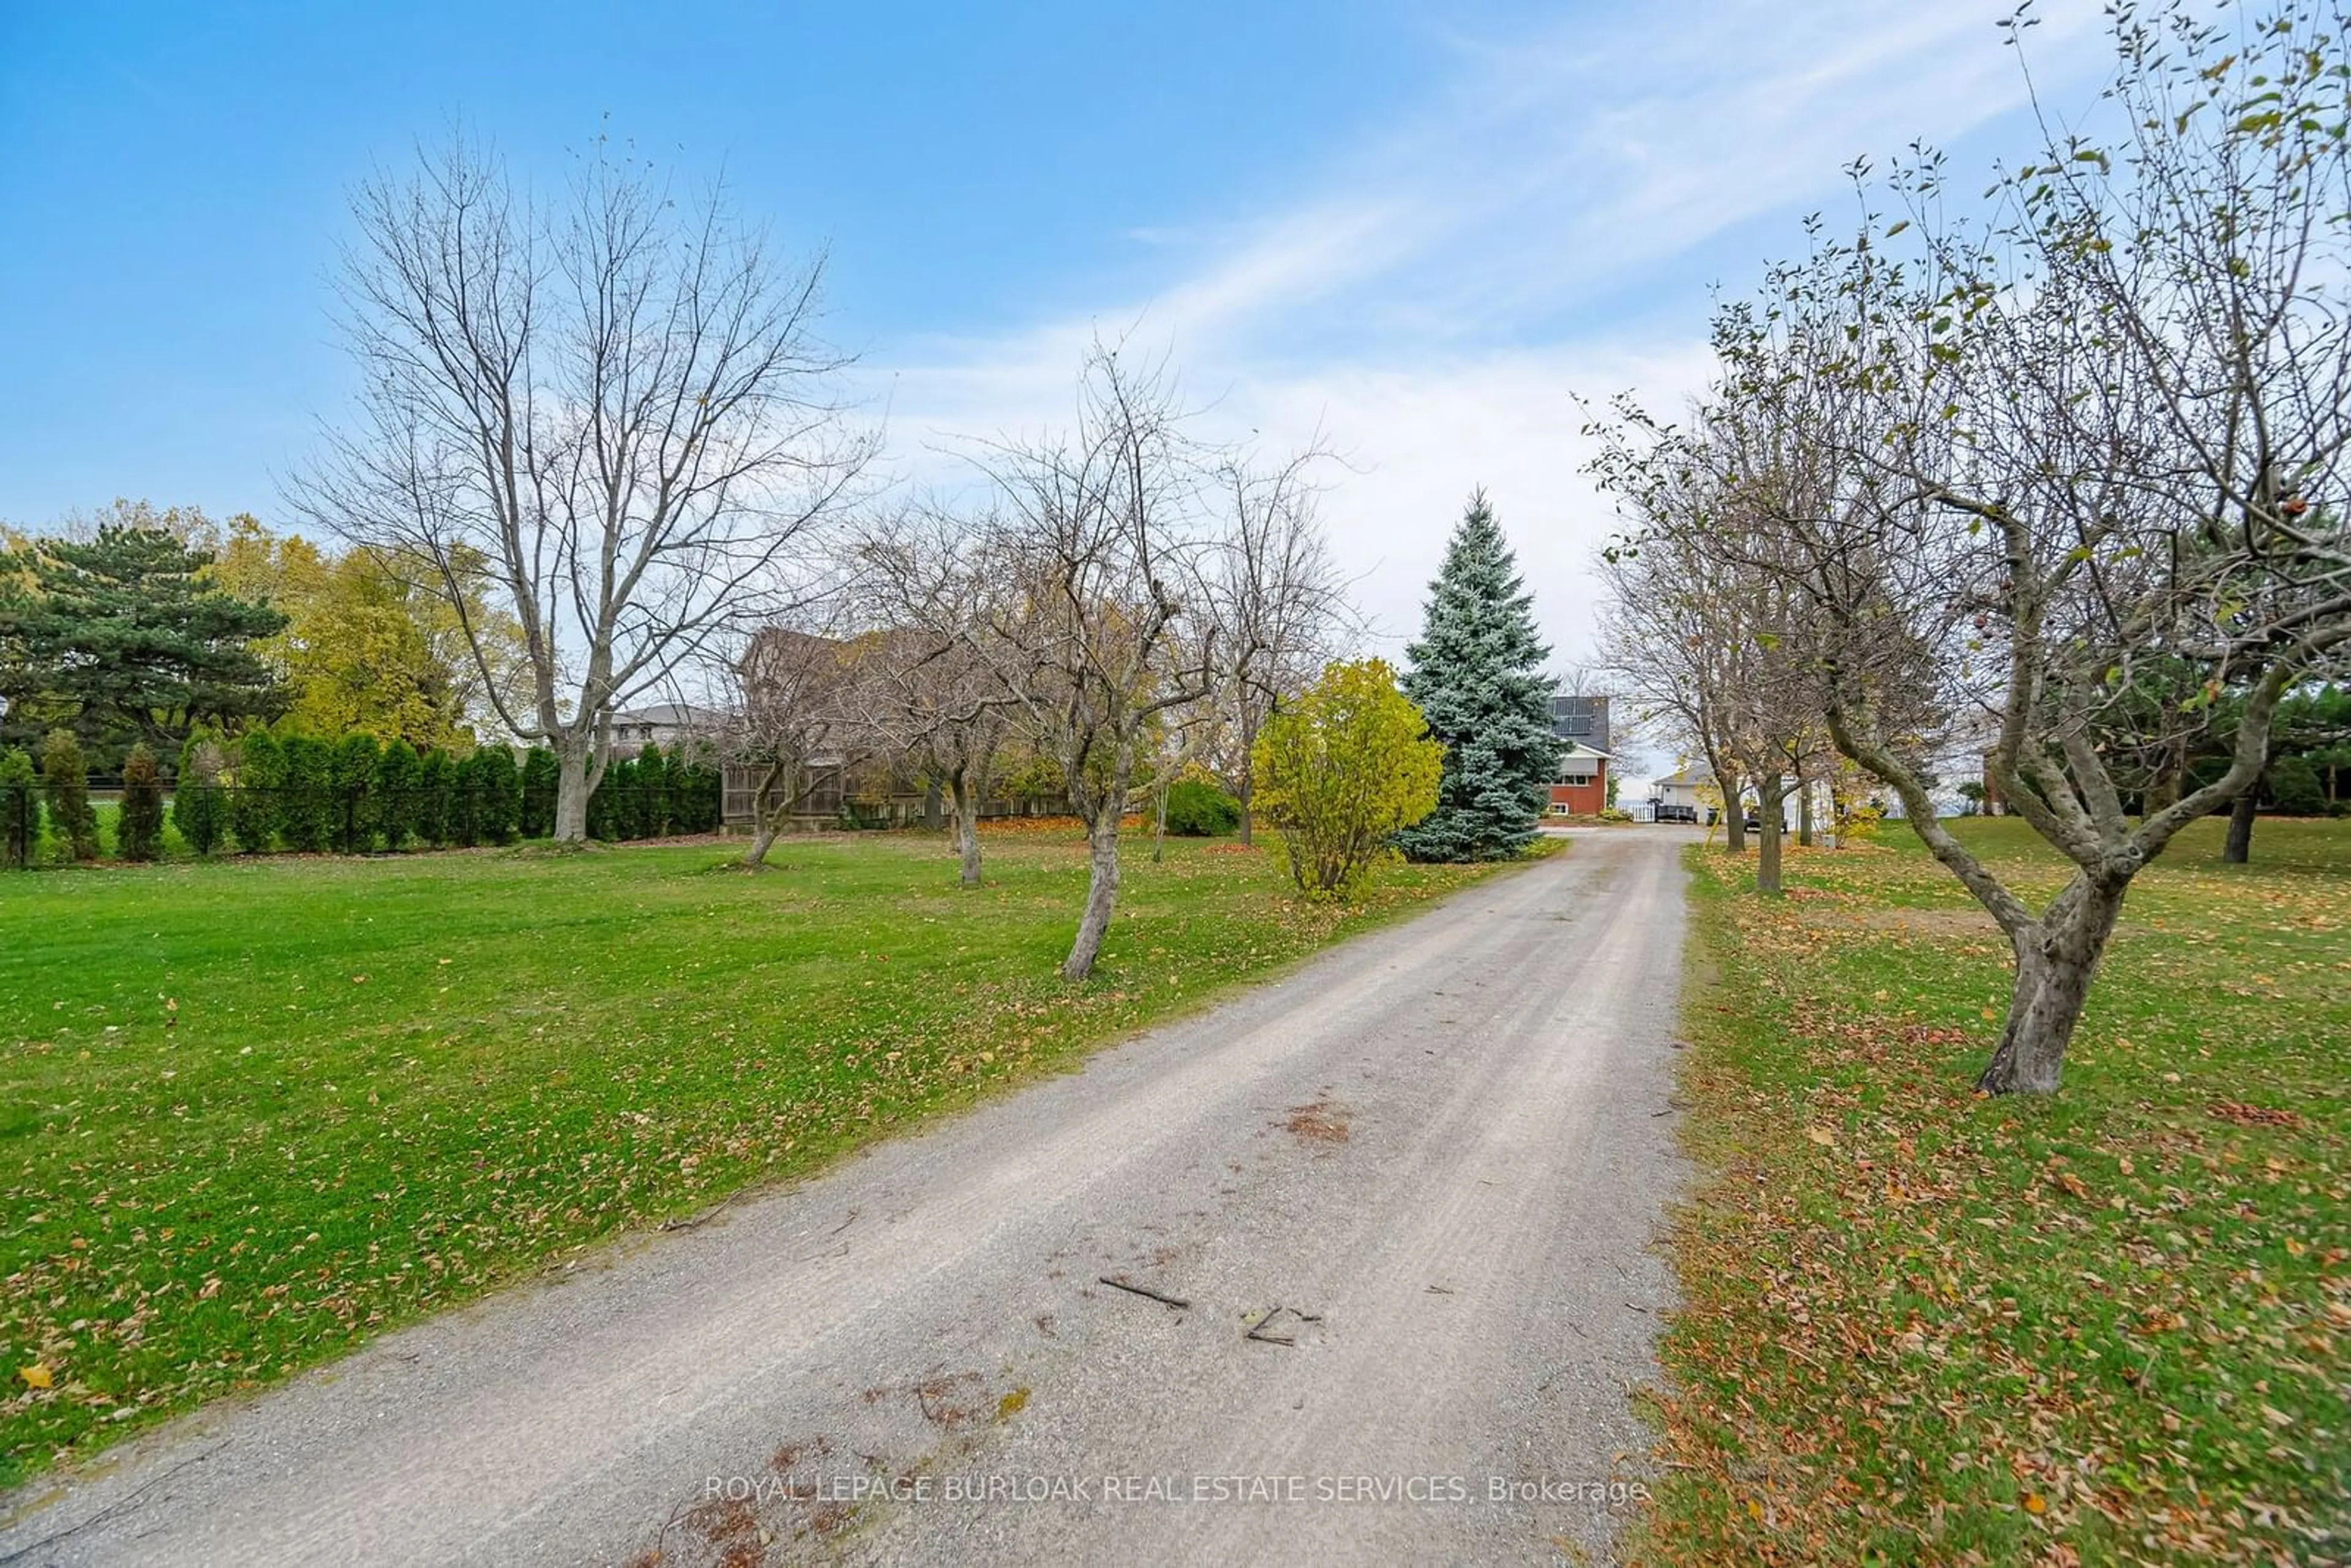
<box><xmin>0</xmin><ymin>1</ymin><xmax>2113</xmax><ymax>710</ymax></box>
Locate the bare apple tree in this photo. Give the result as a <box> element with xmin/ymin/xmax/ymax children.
<box><xmin>1596</xmin><ymin>0</ymin><xmax>2351</xmax><ymax>1093</ymax></box>
<box><xmin>856</xmin><ymin>511</ymin><xmax>1017</xmax><ymax>887</ymax></box>
<box><xmin>729</xmin><ymin>620</ymin><xmax>883</xmax><ymax>869</ymax></box>
<box><xmin>1200</xmin><ymin>451</ymin><xmax>1348</xmax><ymax>845</ymax></box>
<box><xmin>296</xmin><ymin>134</ymin><xmax>874</xmax><ymax>841</ymax></box>
<box><xmin>967</xmin><ymin>345</ymin><xmax>1220</xmax><ymax>981</ymax></box>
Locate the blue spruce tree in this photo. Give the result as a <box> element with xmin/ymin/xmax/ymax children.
<box><xmin>1394</xmin><ymin>490</ymin><xmax>1558</xmax><ymax>861</ymax></box>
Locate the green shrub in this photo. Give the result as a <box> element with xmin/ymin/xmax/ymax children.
<box><xmin>279</xmin><ymin>735</ymin><xmax>333</xmax><ymax>852</ymax></box>
<box><xmin>373</xmin><ymin>740</ymin><xmax>421</xmax><ymax>850</ymax></box>
<box><xmin>231</xmin><ymin>730</ymin><xmax>283</xmax><ymax>853</ymax></box>
<box><xmin>2270</xmin><ymin>756</ymin><xmax>2328</xmax><ymax>817</ymax></box>
<box><xmin>118</xmin><ymin>744</ymin><xmax>166</xmax><ymax>861</ymax></box>
<box><xmin>444</xmin><ymin>748</ymin><xmax>482</xmax><ymax>847</ymax></box>
<box><xmin>328</xmin><ymin>734</ymin><xmax>381</xmax><ymax>852</ymax></box>
<box><xmin>174</xmin><ymin>732</ymin><xmax>229</xmax><ymax>857</ymax></box>
<box><xmin>416</xmin><ymin>750</ymin><xmax>454</xmax><ymax>847</ymax></box>
<box><xmin>588</xmin><ymin>755</ymin><xmax>628</xmax><ymax>841</ymax></box>
<box><xmin>519</xmin><ymin>748</ymin><xmax>560</xmax><ymax>839</ymax></box>
<box><xmin>671</xmin><ymin>749</ymin><xmax>722</xmax><ymax>833</ymax></box>
<box><xmin>1254</xmin><ymin>659</ymin><xmax>1444</xmax><ymax>898</ymax></box>
<box><xmin>0</xmin><ymin>749</ymin><xmax>37</xmax><ymax>869</ymax></box>
<box><xmin>468</xmin><ymin>748</ymin><xmax>520</xmax><ymax>844</ymax></box>
<box><xmin>637</xmin><ymin>744</ymin><xmax>670</xmax><ymax>837</ymax></box>
<box><xmin>39</xmin><ymin>729</ymin><xmax>98</xmax><ymax>862</ymax></box>
<box><xmin>1163</xmin><ymin>778</ymin><xmax>1242</xmax><ymax>836</ymax></box>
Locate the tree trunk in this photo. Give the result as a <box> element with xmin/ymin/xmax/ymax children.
<box><xmin>2223</xmin><ymin>785</ymin><xmax>2259</xmax><ymax>865</ymax></box>
<box><xmin>741</xmin><ymin>760</ymin><xmax>790</xmax><ymax>868</ymax></box>
<box><xmin>552</xmin><ymin>739</ymin><xmax>593</xmax><ymax>844</ymax></box>
<box><xmin>951</xmin><ymin>771</ymin><xmax>982</xmax><ymax>887</ymax></box>
<box><xmin>923</xmin><ymin>778</ymin><xmax>943</xmax><ymax>831</ymax></box>
<box><xmin>1976</xmin><ymin>877</ymin><xmax>2127</xmax><ymax>1094</ymax></box>
<box><xmin>1755</xmin><ymin>773</ymin><xmax>1787</xmax><ymax>894</ymax></box>
<box><xmin>1152</xmin><ymin>779</ymin><xmax>1169</xmax><ymax>863</ymax></box>
<box><xmin>1237</xmin><ymin>790</ymin><xmax>1253</xmax><ymax>848</ymax></box>
<box><xmin>1062</xmin><ymin>803</ymin><xmax>1124</xmax><ymax>981</ymax></box>
<box><xmin>1722</xmin><ymin>772</ymin><xmax>1747</xmax><ymax>852</ymax></box>
<box><xmin>1797</xmin><ymin>779</ymin><xmax>1815</xmax><ymax>847</ymax></box>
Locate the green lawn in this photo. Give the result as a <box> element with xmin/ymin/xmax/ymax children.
<box><xmin>15</xmin><ymin>799</ymin><xmax>189</xmax><ymax>865</ymax></box>
<box><xmin>0</xmin><ymin>831</ymin><xmax>1502</xmax><ymax>1490</ymax></box>
<box><xmin>1637</xmin><ymin>817</ymin><xmax>2350</xmax><ymax>1566</ymax></box>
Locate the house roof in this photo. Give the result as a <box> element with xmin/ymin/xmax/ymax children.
<box><xmin>1651</xmin><ymin>768</ymin><xmax>1715</xmax><ymax>790</ymax></box>
<box><xmin>610</xmin><ymin>702</ymin><xmax>726</xmax><ymax>728</ymax></box>
<box><xmin>1559</xmin><ymin>741</ymin><xmax>1613</xmax><ymax>760</ymax></box>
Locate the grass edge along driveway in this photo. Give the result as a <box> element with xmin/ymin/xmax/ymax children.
<box><xmin>1632</xmin><ymin>819</ymin><xmax>2349</xmax><ymax>1567</ymax></box>
<box><xmin>0</xmin><ymin>830</ymin><xmax>1527</xmax><ymax>1492</ymax></box>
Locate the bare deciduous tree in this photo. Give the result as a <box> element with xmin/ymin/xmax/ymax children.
<box><xmin>966</xmin><ymin>345</ymin><xmax>1220</xmax><ymax>981</ymax></box>
<box><xmin>1201</xmin><ymin>452</ymin><xmax>1348</xmax><ymax>844</ymax></box>
<box><xmin>295</xmin><ymin>134</ymin><xmax>874</xmax><ymax>841</ymax></box>
<box><xmin>857</xmin><ymin>512</ymin><xmax>1016</xmax><ymax>887</ymax></box>
<box><xmin>729</xmin><ymin>620</ymin><xmax>882</xmax><ymax>869</ymax></box>
<box><xmin>1596</xmin><ymin>0</ymin><xmax>2351</xmax><ymax>1093</ymax></box>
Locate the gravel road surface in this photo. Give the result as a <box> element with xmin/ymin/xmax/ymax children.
<box><xmin>0</xmin><ymin>828</ymin><xmax>1693</xmax><ymax>1567</ymax></box>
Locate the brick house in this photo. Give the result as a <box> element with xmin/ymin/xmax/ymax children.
<box><xmin>1546</xmin><ymin>694</ymin><xmax>1613</xmax><ymax>816</ymax></box>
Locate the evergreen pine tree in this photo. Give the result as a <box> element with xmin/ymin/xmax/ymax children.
<box><xmin>0</xmin><ymin>526</ymin><xmax>285</xmax><ymax>763</ymax></box>
<box><xmin>1393</xmin><ymin>490</ymin><xmax>1558</xmax><ymax>862</ymax></box>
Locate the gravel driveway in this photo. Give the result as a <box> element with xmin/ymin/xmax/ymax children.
<box><xmin>0</xmin><ymin>829</ymin><xmax>1694</xmax><ymax>1567</ymax></box>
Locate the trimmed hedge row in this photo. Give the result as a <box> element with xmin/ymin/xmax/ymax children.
<box><xmin>0</xmin><ymin>734</ymin><xmax>724</xmax><ymax>865</ymax></box>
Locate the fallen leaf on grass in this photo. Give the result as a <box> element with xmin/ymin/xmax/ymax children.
<box><xmin>2208</xmin><ymin>1100</ymin><xmax>2303</xmax><ymax>1129</ymax></box>
<box><xmin>18</xmin><ymin>1364</ymin><xmax>53</xmax><ymax>1389</ymax></box>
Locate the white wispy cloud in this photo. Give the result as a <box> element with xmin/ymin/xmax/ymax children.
<box><xmin>869</xmin><ymin>0</ymin><xmax>2115</xmax><ymax>743</ymax></box>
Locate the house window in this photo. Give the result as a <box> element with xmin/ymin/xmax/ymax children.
<box><xmin>1548</xmin><ymin>803</ymin><xmax>1570</xmax><ymax>816</ymax></box>
<box><xmin>1558</xmin><ymin>770</ymin><xmax>1595</xmax><ymax>787</ymax></box>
